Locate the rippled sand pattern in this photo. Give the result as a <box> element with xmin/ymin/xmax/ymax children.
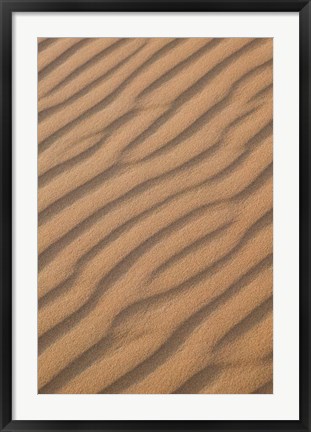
<box><xmin>38</xmin><ymin>37</ymin><xmax>273</xmax><ymax>394</ymax></box>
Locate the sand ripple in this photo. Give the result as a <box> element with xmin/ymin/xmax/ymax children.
<box><xmin>38</xmin><ymin>37</ymin><xmax>273</xmax><ymax>394</ymax></box>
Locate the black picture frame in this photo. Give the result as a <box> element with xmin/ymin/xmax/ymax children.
<box><xmin>1</xmin><ymin>0</ymin><xmax>310</xmax><ymax>430</ymax></box>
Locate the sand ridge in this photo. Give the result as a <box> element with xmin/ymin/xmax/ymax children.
<box><xmin>38</xmin><ymin>37</ymin><xmax>273</xmax><ymax>394</ymax></box>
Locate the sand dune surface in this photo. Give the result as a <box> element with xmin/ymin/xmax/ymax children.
<box><xmin>38</xmin><ymin>37</ymin><xmax>273</xmax><ymax>394</ymax></box>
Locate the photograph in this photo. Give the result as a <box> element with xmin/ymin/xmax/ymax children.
<box><xmin>0</xmin><ymin>1</ymin><xmax>309</xmax><ymax>431</ymax></box>
<box><xmin>38</xmin><ymin>36</ymin><xmax>273</xmax><ymax>395</ymax></box>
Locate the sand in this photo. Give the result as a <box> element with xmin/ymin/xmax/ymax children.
<box><xmin>38</xmin><ymin>37</ymin><xmax>273</xmax><ymax>394</ymax></box>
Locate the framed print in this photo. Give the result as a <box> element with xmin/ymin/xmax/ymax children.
<box><xmin>0</xmin><ymin>0</ymin><xmax>310</xmax><ymax>430</ymax></box>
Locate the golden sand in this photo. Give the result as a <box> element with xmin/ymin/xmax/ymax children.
<box><xmin>38</xmin><ymin>37</ymin><xmax>273</xmax><ymax>394</ymax></box>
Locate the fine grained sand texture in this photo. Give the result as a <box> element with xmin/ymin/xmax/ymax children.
<box><xmin>38</xmin><ymin>37</ymin><xmax>273</xmax><ymax>394</ymax></box>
